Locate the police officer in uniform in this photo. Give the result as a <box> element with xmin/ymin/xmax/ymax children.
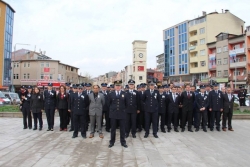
<box><xmin>157</xmin><ymin>85</ymin><xmax>168</xmax><ymax>133</ymax></box>
<box><xmin>21</xmin><ymin>85</ymin><xmax>33</xmax><ymax>129</ymax></box>
<box><xmin>70</xmin><ymin>85</ymin><xmax>89</xmax><ymax>138</ymax></box>
<box><xmin>238</xmin><ymin>87</ymin><xmax>246</xmax><ymax>106</ymax></box>
<box><xmin>100</xmin><ymin>83</ymin><xmax>111</xmax><ymax>132</ymax></box>
<box><xmin>125</xmin><ymin>79</ymin><xmax>140</xmax><ymax>138</ymax></box>
<box><xmin>209</xmin><ymin>83</ymin><xmax>223</xmax><ymax>131</ymax></box>
<box><xmin>65</xmin><ymin>83</ymin><xmax>73</xmax><ymax>126</ymax></box>
<box><xmin>44</xmin><ymin>83</ymin><xmax>57</xmax><ymax>131</ymax></box>
<box><xmin>84</xmin><ymin>83</ymin><xmax>92</xmax><ymax>130</ymax></box>
<box><xmin>137</xmin><ymin>83</ymin><xmax>147</xmax><ymax>131</ymax></box>
<box><xmin>68</xmin><ymin>84</ymin><xmax>77</xmax><ymax>131</ymax></box>
<box><xmin>108</xmin><ymin>80</ymin><xmax>128</xmax><ymax>148</ymax></box>
<box><xmin>142</xmin><ymin>81</ymin><xmax>160</xmax><ymax>138</ymax></box>
<box><xmin>195</xmin><ymin>85</ymin><xmax>209</xmax><ymax>132</ymax></box>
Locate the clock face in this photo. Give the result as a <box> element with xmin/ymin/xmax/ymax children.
<box><xmin>139</xmin><ymin>53</ymin><xmax>143</xmax><ymax>58</ymax></box>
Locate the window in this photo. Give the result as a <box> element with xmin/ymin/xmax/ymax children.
<box><xmin>243</xmin><ymin>69</ymin><xmax>246</xmax><ymax>75</ymax></box>
<box><xmin>27</xmin><ymin>73</ymin><xmax>30</xmax><ymax>79</ymax></box>
<box><xmin>217</xmin><ymin>59</ymin><xmax>221</xmax><ymax>65</ymax></box>
<box><xmin>27</xmin><ymin>62</ymin><xmax>30</xmax><ymax>67</ymax></box>
<box><xmin>217</xmin><ymin>47</ymin><xmax>221</xmax><ymax>53</ymax></box>
<box><xmin>13</xmin><ymin>74</ymin><xmax>16</xmax><ymax>79</ymax></box>
<box><xmin>233</xmin><ymin>44</ymin><xmax>240</xmax><ymax>49</ymax></box>
<box><xmin>223</xmin><ymin>58</ymin><xmax>228</xmax><ymax>64</ymax></box>
<box><xmin>45</xmin><ymin>62</ymin><xmax>49</xmax><ymax>67</ymax></box>
<box><xmin>40</xmin><ymin>74</ymin><xmax>44</xmax><ymax>79</ymax></box>
<box><xmin>50</xmin><ymin>74</ymin><xmax>53</xmax><ymax>79</ymax></box>
<box><xmin>217</xmin><ymin>71</ymin><xmax>221</xmax><ymax>77</ymax></box>
<box><xmin>224</xmin><ymin>70</ymin><xmax>228</xmax><ymax>76</ymax></box>
<box><xmin>40</xmin><ymin>62</ymin><xmax>44</xmax><ymax>67</ymax></box>
<box><xmin>24</xmin><ymin>63</ymin><xmax>26</xmax><ymax>67</ymax></box>
<box><xmin>200</xmin><ymin>61</ymin><xmax>206</xmax><ymax>67</ymax></box>
<box><xmin>61</xmin><ymin>75</ymin><xmax>64</xmax><ymax>80</ymax></box>
<box><xmin>15</xmin><ymin>74</ymin><xmax>19</xmax><ymax>79</ymax></box>
<box><xmin>243</xmin><ymin>57</ymin><xmax>246</xmax><ymax>61</ymax></box>
<box><xmin>23</xmin><ymin>73</ymin><xmax>26</xmax><ymax>79</ymax></box>
<box><xmin>233</xmin><ymin>70</ymin><xmax>241</xmax><ymax>76</ymax></box>
<box><xmin>139</xmin><ymin>76</ymin><xmax>143</xmax><ymax>80</ymax></box>
<box><xmin>223</xmin><ymin>46</ymin><xmax>228</xmax><ymax>52</ymax></box>
<box><xmin>17</xmin><ymin>63</ymin><xmax>19</xmax><ymax>67</ymax></box>
<box><xmin>200</xmin><ymin>49</ymin><xmax>205</xmax><ymax>56</ymax></box>
<box><xmin>200</xmin><ymin>38</ymin><xmax>205</xmax><ymax>45</ymax></box>
<box><xmin>200</xmin><ymin>28</ymin><xmax>205</xmax><ymax>34</ymax></box>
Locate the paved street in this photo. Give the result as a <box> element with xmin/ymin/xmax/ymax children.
<box><xmin>0</xmin><ymin>118</ymin><xmax>249</xmax><ymax>167</ymax></box>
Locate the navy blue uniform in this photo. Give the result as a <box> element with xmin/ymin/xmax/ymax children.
<box><xmin>66</xmin><ymin>89</ymin><xmax>73</xmax><ymax>126</ymax></box>
<box><xmin>142</xmin><ymin>89</ymin><xmax>160</xmax><ymax>135</ymax></box>
<box><xmin>167</xmin><ymin>92</ymin><xmax>180</xmax><ymax>130</ymax></box>
<box><xmin>125</xmin><ymin>90</ymin><xmax>140</xmax><ymax>136</ymax></box>
<box><xmin>195</xmin><ymin>93</ymin><xmax>209</xmax><ymax>130</ymax></box>
<box><xmin>109</xmin><ymin>91</ymin><xmax>127</xmax><ymax>145</ymax></box>
<box><xmin>137</xmin><ymin>91</ymin><xmax>145</xmax><ymax>131</ymax></box>
<box><xmin>70</xmin><ymin>92</ymin><xmax>89</xmax><ymax>137</ymax></box>
<box><xmin>157</xmin><ymin>92</ymin><xmax>168</xmax><ymax>131</ymax></box>
<box><xmin>84</xmin><ymin>90</ymin><xmax>92</xmax><ymax>130</ymax></box>
<box><xmin>43</xmin><ymin>89</ymin><xmax>57</xmax><ymax>130</ymax></box>
<box><xmin>209</xmin><ymin>90</ymin><xmax>223</xmax><ymax>130</ymax></box>
<box><xmin>21</xmin><ymin>91</ymin><xmax>32</xmax><ymax>129</ymax></box>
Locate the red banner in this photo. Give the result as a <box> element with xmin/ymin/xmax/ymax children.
<box><xmin>37</xmin><ymin>82</ymin><xmax>62</xmax><ymax>87</ymax></box>
<box><xmin>44</xmin><ymin>67</ymin><xmax>50</xmax><ymax>72</ymax></box>
<box><xmin>138</xmin><ymin>66</ymin><xmax>144</xmax><ymax>71</ymax></box>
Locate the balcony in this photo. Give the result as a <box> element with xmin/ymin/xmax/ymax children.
<box><xmin>190</xmin><ymin>56</ymin><xmax>199</xmax><ymax>63</ymax></box>
<box><xmin>229</xmin><ymin>61</ymin><xmax>246</xmax><ymax>68</ymax></box>
<box><xmin>229</xmin><ymin>75</ymin><xmax>247</xmax><ymax>81</ymax></box>
<box><xmin>229</xmin><ymin>48</ymin><xmax>245</xmax><ymax>56</ymax></box>
<box><xmin>189</xmin><ymin>35</ymin><xmax>198</xmax><ymax>43</ymax></box>
<box><xmin>189</xmin><ymin>45</ymin><xmax>196</xmax><ymax>51</ymax></box>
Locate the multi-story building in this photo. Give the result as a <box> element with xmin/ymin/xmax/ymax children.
<box><xmin>12</xmin><ymin>49</ymin><xmax>80</xmax><ymax>90</ymax></box>
<box><xmin>163</xmin><ymin>21</ymin><xmax>189</xmax><ymax>82</ymax></box>
<box><xmin>0</xmin><ymin>1</ymin><xmax>15</xmax><ymax>89</ymax></box>
<box><xmin>246</xmin><ymin>26</ymin><xmax>250</xmax><ymax>87</ymax></box>
<box><xmin>147</xmin><ymin>68</ymin><xmax>164</xmax><ymax>83</ymax></box>
<box><xmin>124</xmin><ymin>65</ymin><xmax>133</xmax><ymax>85</ymax></box>
<box><xmin>163</xmin><ymin>10</ymin><xmax>245</xmax><ymax>84</ymax></box>
<box><xmin>156</xmin><ymin>53</ymin><xmax>164</xmax><ymax>73</ymax></box>
<box><xmin>189</xmin><ymin>10</ymin><xmax>244</xmax><ymax>83</ymax></box>
<box><xmin>207</xmin><ymin>32</ymin><xmax>248</xmax><ymax>88</ymax></box>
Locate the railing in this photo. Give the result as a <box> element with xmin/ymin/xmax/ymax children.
<box><xmin>229</xmin><ymin>48</ymin><xmax>245</xmax><ymax>55</ymax></box>
<box><xmin>189</xmin><ymin>46</ymin><xmax>196</xmax><ymax>50</ymax></box>
<box><xmin>229</xmin><ymin>61</ymin><xmax>246</xmax><ymax>68</ymax></box>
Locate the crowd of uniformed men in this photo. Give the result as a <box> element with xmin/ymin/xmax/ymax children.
<box><xmin>19</xmin><ymin>79</ymin><xmax>237</xmax><ymax>148</ymax></box>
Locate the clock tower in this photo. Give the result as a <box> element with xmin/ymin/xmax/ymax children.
<box><xmin>132</xmin><ymin>40</ymin><xmax>147</xmax><ymax>85</ymax></box>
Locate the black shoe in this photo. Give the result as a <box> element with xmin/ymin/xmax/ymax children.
<box><xmin>121</xmin><ymin>143</ymin><xmax>128</xmax><ymax>148</ymax></box>
<box><xmin>144</xmin><ymin>134</ymin><xmax>149</xmax><ymax>138</ymax></box>
<box><xmin>23</xmin><ymin>127</ymin><xmax>27</xmax><ymax>129</ymax></box>
<box><xmin>125</xmin><ymin>134</ymin><xmax>129</xmax><ymax>138</ymax></box>
<box><xmin>181</xmin><ymin>128</ymin><xmax>185</xmax><ymax>132</ymax></box>
<box><xmin>195</xmin><ymin>128</ymin><xmax>199</xmax><ymax>132</ymax></box>
<box><xmin>167</xmin><ymin>129</ymin><xmax>171</xmax><ymax>132</ymax></box>
<box><xmin>47</xmin><ymin>128</ymin><xmax>51</xmax><ymax>131</ymax></box>
<box><xmin>72</xmin><ymin>135</ymin><xmax>78</xmax><ymax>138</ymax></box>
<box><xmin>153</xmin><ymin>134</ymin><xmax>158</xmax><ymax>138</ymax></box>
<box><xmin>132</xmin><ymin>134</ymin><xmax>136</xmax><ymax>138</ymax></box>
<box><xmin>188</xmin><ymin>129</ymin><xmax>193</xmax><ymax>132</ymax></box>
<box><xmin>109</xmin><ymin>143</ymin><xmax>114</xmax><ymax>148</ymax></box>
<box><xmin>39</xmin><ymin>127</ymin><xmax>42</xmax><ymax>131</ymax></box>
<box><xmin>106</xmin><ymin>129</ymin><xmax>110</xmax><ymax>132</ymax></box>
<box><xmin>51</xmin><ymin>129</ymin><xmax>54</xmax><ymax>131</ymax></box>
<box><xmin>33</xmin><ymin>127</ymin><xmax>37</xmax><ymax>130</ymax></box>
<box><xmin>210</xmin><ymin>128</ymin><xmax>214</xmax><ymax>131</ymax></box>
<box><xmin>82</xmin><ymin>134</ymin><xmax>87</xmax><ymax>139</ymax></box>
<box><xmin>137</xmin><ymin>128</ymin><xmax>142</xmax><ymax>132</ymax></box>
<box><xmin>29</xmin><ymin>127</ymin><xmax>32</xmax><ymax>129</ymax></box>
<box><xmin>203</xmin><ymin>129</ymin><xmax>207</xmax><ymax>132</ymax></box>
<box><xmin>174</xmin><ymin>129</ymin><xmax>179</xmax><ymax>132</ymax></box>
<box><xmin>216</xmin><ymin>128</ymin><xmax>220</xmax><ymax>132</ymax></box>
<box><xmin>161</xmin><ymin>129</ymin><xmax>166</xmax><ymax>133</ymax></box>
<box><xmin>69</xmin><ymin>129</ymin><xmax>74</xmax><ymax>132</ymax></box>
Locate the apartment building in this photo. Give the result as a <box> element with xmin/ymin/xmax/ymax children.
<box><xmin>156</xmin><ymin>53</ymin><xmax>165</xmax><ymax>73</ymax></box>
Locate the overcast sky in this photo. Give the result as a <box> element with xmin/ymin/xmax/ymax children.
<box><xmin>6</xmin><ymin>0</ymin><xmax>250</xmax><ymax>78</ymax></box>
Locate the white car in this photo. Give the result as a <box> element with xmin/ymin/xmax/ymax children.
<box><xmin>4</xmin><ymin>92</ymin><xmax>21</xmax><ymax>105</ymax></box>
<box><xmin>0</xmin><ymin>91</ymin><xmax>11</xmax><ymax>105</ymax></box>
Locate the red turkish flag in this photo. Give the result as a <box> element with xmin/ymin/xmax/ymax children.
<box><xmin>44</xmin><ymin>67</ymin><xmax>50</xmax><ymax>72</ymax></box>
<box><xmin>138</xmin><ymin>66</ymin><xmax>144</xmax><ymax>71</ymax></box>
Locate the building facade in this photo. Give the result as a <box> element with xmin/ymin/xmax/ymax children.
<box><xmin>156</xmin><ymin>53</ymin><xmax>164</xmax><ymax>73</ymax></box>
<box><xmin>12</xmin><ymin>49</ymin><xmax>79</xmax><ymax>89</ymax></box>
<box><xmin>0</xmin><ymin>1</ymin><xmax>15</xmax><ymax>89</ymax></box>
<box><xmin>207</xmin><ymin>33</ymin><xmax>248</xmax><ymax>89</ymax></box>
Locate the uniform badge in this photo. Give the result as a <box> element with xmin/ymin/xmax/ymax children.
<box><xmin>122</xmin><ymin>94</ymin><xmax>124</xmax><ymax>97</ymax></box>
<box><xmin>27</xmin><ymin>94</ymin><xmax>31</xmax><ymax>97</ymax></box>
<box><xmin>154</xmin><ymin>95</ymin><xmax>157</xmax><ymax>99</ymax></box>
<box><xmin>98</xmin><ymin>95</ymin><xmax>100</xmax><ymax>98</ymax></box>
<box><xmin>81</xmin><ymin>95</ymin><xmax>84</xmax><ymax>99</ymax></box>
<box><xmin>38</xmin><ymin>96</ymin><xmax>40</xmax><ymax>99</ymax></box>
<box><xmin>218</xmin><ymin>93</ymin><xmax>221</xmax><ymax>98</ymax></box>
<box><xmin>162</xmin><ymin>95</ymin><xmax>165</xmax><ymax>98</ymax></box>
<box><xmin>204</xmin><ymin>96</ymin><xmax>207</xmax><ymax>100</ymax></box>
<box><xmin>64</xmin><ymin>95</ymin><xmax>65</xmax><ymax>97</ymax></box>
<box><xmin>133</xmin><ymin>92</ymin><xmax>136</xmax><ymax>95</ymax></box>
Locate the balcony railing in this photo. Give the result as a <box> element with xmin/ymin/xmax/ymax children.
<box><xmin>189</xmin><ymin>46</ymin><xmax>196</xmax><ymax>50</ymax></box>
<box><xmin>229</xmin><ymin>48</ymin><xmax>245</xmax><ymax>55</ymax></box>
<box><xmin>229</xmin><ymin>61</ymin><xmax>246</xmax><ymax>68</ymax></box>
<box><xmin>229</xmin><ymin>75</ymin><xmax>247</xmax><ymax>81</ymax></box>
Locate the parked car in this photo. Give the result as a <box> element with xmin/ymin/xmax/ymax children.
<box><xmin>233</xmin><ymin>94</ymin><xmax>249</xmax><ymax>106</ymax></box>
<box><xmin>4</xmin><ymin>92</ymin><xmax>21</xmax><ymax>105</ymax></box>
<box><xmin>0</xmin><ymin>98</ymin><xmax>4</xmax><ymax>106</ymax></box>
<box><xmin>0</xmin><ymin>91</ymin><xmax>11</xmax><ymax>105</ymax></box>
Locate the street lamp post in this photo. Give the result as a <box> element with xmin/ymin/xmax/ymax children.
<box><xmin>12</xmin><ymin>43</ymin><xmax>30</xmax><ymax>92</ymax></box>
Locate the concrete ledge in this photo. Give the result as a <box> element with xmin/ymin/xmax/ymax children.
<box><xmin>239</xmin><ymin>106</ymin><xmax>250</xmax><ymax>112</ymax></box>
<box><xmin>233</xmin><ymin>114</ymin><xmax>250</xmax><ymax>119</ymax></box>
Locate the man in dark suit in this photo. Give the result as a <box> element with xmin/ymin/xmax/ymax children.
<box><xmin>84</xmin><ymin>83</ymin><xmax>92</xmax><ymax>131</ymax></box>
<box><xmin>108</xmin><ymin>80</ymin><xmax>128</xmax><ymax>148</ymax></box>
<box><xmin>180</xmin><ymin>84</ymin><xmax>195</xmax><ymax>132</ymax></box>
<box><xmin>222</xmin><ymin>87</ymin><xmax>235</xmax><ymax>131</ymax></box>
<box><xmin>69</xmin><ymin>85</ymin><xmax>89</xmax><ymax>138</ymax></box>
<box><xmin>167</xmin><ymin>86</ymin><xmax>181</xmax><ymax>132</ymax></box>
<box><xmin>142</xmin><ymin>81</ymin><xmax>160</xmax><ymax>138</ymax></box>
<box><xmin>195</xmin><ymin>85</ymin><xmax>209</xmax><ymax>132</ymax></box>
<box><xmin>68</xmin><ymin>84</ymin><xmax>77</xmax><ymax>131</ymax></box>
<box><xmin>164</xmin><ymin>84</ymin><xmax>170</xmax><ymax>126</ymax></box>
<box><xmin>125</xmin><ymin>79</ymin><xmax>140</xmax><ymax>138</ymax></box>
<box><xmin>100</xmin><ymin>83</ymin><xmax>110</xmax><ymax>132</ymax></box>
<box><xmin>65</xmin><ymin>83</ymin><xmax>73</xmax><ymax>127</ymax></box>
<box><xmin>209</xmin><ymin>83</ymin><xmax>223</xmax><ymax>131</ymax></box>
<box><xmin>238</xmin><ymin>87</ymin><xmax>246</xmax><ymax>106</ymax></box>
<box><xmin>137</xmin><ymin>83</ymin><xmax>147</xmax><ymax>132</ymax></box>
<box><xmin>157</xmin><ymin>85</ymin><xmax>168</xmax><ymax>133</ymax></box>
<box><xmin>43</xmin><ymin>83</ymin><xmax>57</xmax><ymax>131</ymax></box>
